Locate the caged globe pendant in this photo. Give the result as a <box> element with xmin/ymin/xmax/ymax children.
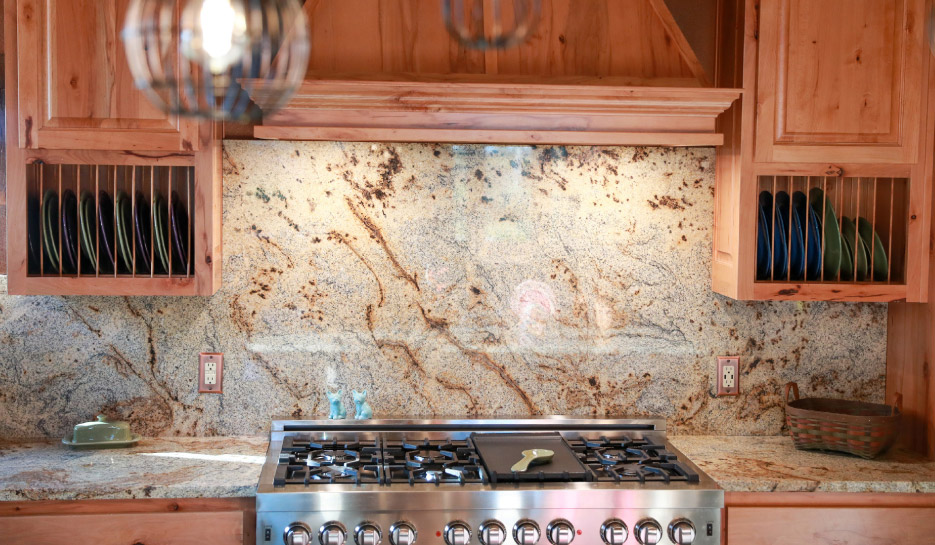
<box><xmin>122</xmin><ymin>0</ymin><xmax>310</xmax><ymax>121</ymax></box>
<box><xmin>442</xmin><ymin>0</ymin><xmax>541</xmax><ymax>50</ymax></box>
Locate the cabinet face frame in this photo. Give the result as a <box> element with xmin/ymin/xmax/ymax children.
<box><xmin>15</xmin><ymin>0</ymin><xmax>200</xmax><ymax>151</ymax></box>
<box><xmin>754</xmin><ymin>0</ymin><xmax>925</xmax><ymax>164</ymax></box>
<box><xmin>4</xmin><ymin>0</ymin><xmax>222</xmax><ymax>296</ymax></box>
<box><xmin>712</xmin><ymin>0</ymin><xmax>933</xmax><ymax>303</ymax></box>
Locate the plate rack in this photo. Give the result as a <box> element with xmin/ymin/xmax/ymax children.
<box><xmin>26</xmin><ymin>163</ymin><xmax>196</xmax><ymax>280</ymax></box>
<box><xmin>7</xmin><ymin>147</ymin><xmax>221</xmax><ymax>296</ymax></box>
<box><xmin>754</xmin><ymin>175</ymin><xmax>909</xmax><ymax>286</ymax></box>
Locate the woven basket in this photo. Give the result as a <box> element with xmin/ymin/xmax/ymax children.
<box><xmin>784</xmin><ymin>382</ymin><xmax>902</xmax><ymax>459</ymax></box>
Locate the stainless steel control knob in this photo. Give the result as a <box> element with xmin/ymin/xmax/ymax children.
<box><xmin>513</xmin><ymin>520</ymin><xmax>541</xmax><ymax>545</ymax></box>
<box><xmin>319</xmin><ymin>522</ymin><xmax>347</xmax><ymax>545</ymax></box>
<box><xmin>285</xmin><ymin>523</ymin><xmax>313</xmax><ymax>545</ymax></box>
<box><xmin>444</xmin><ymin>521</ymin><xmax>472</xmax><ymax>545</ymax></box>
<box><xmin>668</xmin><ymin>520</ymin><xmax>696</xmax><ymax>545</ymax></box>
<box><xmin>478</xmin><ymin>521</ymin><xmax>507</xmax><ymax>545</ymax></box>
<box><xmin>634</xmin><ymin>520</ymin><xmax>662</xmax><ymax>545</ymax></box>
<box><xmin>355</xmin><ymin>523</ymin><xmax>382</xmax><ymax>545</ymax></box>
<box><xmin>390</xmin><ymin>522</ymin><xmax>417</xmax><ymax>545</ymax></box>
<box><xmin>600</xmin><ymin>519</ymin><xmax>628</xmax><ymax>545</ymax></box>
<box><xmin>547</xmin><ymin>520</ymin><xmax>575</xmax><ymax>545</ymax></box>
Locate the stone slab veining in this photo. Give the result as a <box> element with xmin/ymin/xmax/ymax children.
<box><xmin>0</xmin><ymin>437</ymin><xmax>267</xmax><ymax>501</ymax></box>
<box><xmin>669</xmin><ymin>435</ymin><xmax>935</xmax><ymax>493</ymax></box>
<box><xmin>0</xmin><ymin>142</ymin><xmax>887</xmax><ymax>439</ymax></box>
<box><xmin>2</xmin><ymin>436</ymin><xmax>933</xmax><ymax>501</ymax></box>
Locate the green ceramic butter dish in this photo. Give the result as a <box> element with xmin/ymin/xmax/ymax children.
<box><xmin>62</xmin><ymin>415</ymin><xmax>142</xmax><ymax>449</ymax></box>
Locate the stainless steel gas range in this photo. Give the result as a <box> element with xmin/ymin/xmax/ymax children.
<box><xmin>256</xmin><ymin>417</ymin><xmax>723</xmax><ymax>545</ymax></box>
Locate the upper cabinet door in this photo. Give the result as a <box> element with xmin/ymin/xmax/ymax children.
<box><xmin>15</xmin><ymin>0</ymin><xmax>199</xmax><ymax>151</ymax></box>
<box><xmin>755</xmin><ymin>0</ymin><xmax>925</xmax><ymax>164</ymax></box>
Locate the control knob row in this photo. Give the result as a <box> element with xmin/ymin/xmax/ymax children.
<box><xmin>603</xmin><ymin>518</ymin><xmax>696</xmax><ymax>545</ymax></box>
<box><xmin>283</xmin><ymin>522</ymin><xmax>408</xmax><ymax>545</ymax></box>
<box><xmin>285</xmin><ymin>518</ymin><xmax>695</xmax><ymax>545</ymax></box>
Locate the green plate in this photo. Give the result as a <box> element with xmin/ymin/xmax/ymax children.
<box><xmin>115</xmin><ymin>191</ymin><xmax>134</xmax><ymax>273</ymax></box>
<box><xmin>41</xmin><ymin>190</ymin><xmax>60</xmax><ymax>273</ymax></box>
<box><xmin>839</xmin><ymin>228</ymin><xmax>855</xmax><ymax>281</ymax></box>
<box><xmin>153</xmin><ymin>193</ymin><xmax>170</xmax><ymax>274</ymax></box>
<box><xmin>79</xmin><ymin>191</ymin><xmax>97</xmax><ymax>273</ymax></box>
<box><xmin>857</xmin><ymin>217</ymin><xmax>889</xmax><ymax>281</ymax></box>
<box><xmin>808</xmin><ymin>188</ymin><xmax>842</xmax><ymax>280</ymax></box>
<box><xmin>841</xmin><ymin>217</ymin><xmax>870</xmax><ymax>281</ymax></box>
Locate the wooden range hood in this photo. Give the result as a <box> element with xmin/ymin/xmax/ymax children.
<box><xmin>250</xmin><ymin>0</ymin><xmax>740</xmax><ymax>146</ymax></box>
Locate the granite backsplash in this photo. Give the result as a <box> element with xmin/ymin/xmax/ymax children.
<box><xmin>0</xmin><ymin>141</ymin><xmax>886</xmax><ymax>439</ymax></box>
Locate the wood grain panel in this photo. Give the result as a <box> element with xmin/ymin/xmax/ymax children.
<box><xmin>727</xmin><ymin>507</ymin><xmax>935</xmax><ymax>544</ymax></box>
<box><xmin>755</xmin><ymin>0</ymin><xmax>924</xmax><ymax>164</ymax></box>
<box><xmin>0</xmin><ymin>497</ymin><xmax>252</xmax><ymax>517</ymax></box>
<box><xmin>885</xmin><ymin>17</ymin><xmax>935</xmax><ymax>459</ymax></box>
<box><xmin>305</xmin><ymin>0</ymin><xmax>486</xmax><ymax>74</ymax></box>
<box><xmin>727</xmin><ymin>492</ymin><xmax>935</xmax><ymax>508</ymax></box>
<box><xmin>301</xmin><ymin>0</ymin><xmax>707</xmax><ymax>83</ymax></box>
<box><xmin>780</xmin><ymin>0</ymin><xmax>900</xmax><ymax>143</ymax></box>
<box><xmin>16</xmin><ymin>0</ymin><xmax>199</xmax><ymax>151</ymax></box>
<box><xmin>1</xmin><ymin>0</ymin><xmax>6</xmax><ymax>276</ymax></box>
<box><xmin>711</xmin><ymin>0</ymin><xmax>757</xmax><ymax>300</ymax></box>
<box><xmin>494</xmin><ymin>0</ymin><xmax>697</xmax><ymax>79</ymax></box>
<box><xmin>0</xmin><ymin>511</ymin><xmax>244</xmax><ymax>545</ymax></box>
<box><xmin>251</xmin><ymin>78</ymin><xmax>738</xmax><ymax>144</ymax></box>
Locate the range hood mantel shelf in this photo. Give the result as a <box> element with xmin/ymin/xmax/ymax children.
<box><xmin>248</xmin><ymin>77</ymin><xmax>741</xmax><ymax>146</ymax></box>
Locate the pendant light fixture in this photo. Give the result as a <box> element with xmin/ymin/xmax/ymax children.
<box><xmin>122</xmin><ymin>0</ymin><xmax>309</xmax><ymax>121</ymax></box>
<box><xmin>442</xmin><ymin>0</ymin><xmax>541</xmax><ymax>50</ymax></box>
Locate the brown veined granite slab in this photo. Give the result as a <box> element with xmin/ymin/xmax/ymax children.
<box><xmin>0</xmin><ymin>436</ymin><xmax>268</xmax><ymax>501</ymax></box>
<box><xmin>669</xmin><ymin>435</ymin><xmax>935</xmax><ymax>493</ymax></box>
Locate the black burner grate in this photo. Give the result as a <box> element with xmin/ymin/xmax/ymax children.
<box><xmin>273</xmin><ymin>435</ymin><xmax>384</xmax><ymax>486</ymax></box>
<box><xmin>568</xmin><ymin>436</ymin><xmax>700</xmax><ymax>483</ymax></box>
<box><xmin>383</xmin><ymin>438</ymin><xmax>487</xmax><ymax>485</ymax></box>
<box><xmin>271</xmin><ymin>434</ymin><xmax>698</xmax><ymax>486</ymax></box>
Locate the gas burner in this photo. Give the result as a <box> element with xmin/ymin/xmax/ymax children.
<box><xmin>408</xmin><ymin>450</ymin><xmax>450</xmax><ymax>464</ymax></box>
<box><xmin>382</xmin><ymin>438</ymin><xmax>486</xmax><ymax>485</ymax></box>
<box><xmin>569</xmin><ymin>436</ymin><xmax>699</xmax><ymax>483</ymax></box>
<box><xmin>385</xmin><ymin>461</ymin><xmax>486</xmax><ymax>485</ymax></box>
<box><xmin>273</xmin><ymin>460</ymin><xmax>382</xmax><ymax>486</ymax></box>
<box><xmin>307</xmin><ymin>449</ymin><xmax>361</xmax><ymax>467</ymax></box>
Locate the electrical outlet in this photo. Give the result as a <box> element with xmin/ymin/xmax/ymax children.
<box><xmin>717</xmin><ymin>356</ymin><xmax>739</xmax><ymax>396</ymax></box>
<box><xmin>199</xmin><ymin>353</ymin><xmax>223</xmax><ymax>394</ymax></box>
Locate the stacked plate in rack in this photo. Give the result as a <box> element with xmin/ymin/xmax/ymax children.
<box><xmin>756</xmin><ymin>188</ymin><xmax>889</xmax><ymax>282</ymax></box>
<box><xmin>28</xmin><ymin>189</ymin><xmax>192</xmax><ymax>276</ymax></box>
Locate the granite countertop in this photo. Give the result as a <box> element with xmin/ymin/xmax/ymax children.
<box><xmin>669</xmin><ymin>435</ymin><xmax>935</xmax><ymax>493</ymax></box>
<box><xmin>2</xmin><ymin>435</ymin><xmax>935</xmax><ymax>501</ymax></box>
<box><xmin>0</xmin><ymin>436</ymin><xmax>268</xmax><ymax>501</ymax></box>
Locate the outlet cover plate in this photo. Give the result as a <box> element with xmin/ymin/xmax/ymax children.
<box><xmin>199</xmin><ymin>353</ymin><xmax>224</xmax><ymax>394</ymax></box>
<box><xmin>717</xmin><ymin>356</ymin><xmax>739</xmax><ymax>396</ymax></box>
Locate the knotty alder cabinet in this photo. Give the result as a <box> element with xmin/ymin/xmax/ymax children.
<box><xmin>0</xmin><ymin>498</ymin><xmax>253</xmax><ymax>545</ymax></box>
<box><xmin>15</xmin><ymin>0</ymin><xmax>199</xmax><ymax>151</ymax></box>
<box><xmin>725</xmin><ymin>493</ymin><xmax>935</xmax><ymax>545</ymax></box>
<box><xmin>4</xmin><ymin>0</ymin><xmax>222</xmax><ymax>296</ymax></box>
<box><xmin>712</xmin><ymin>0</ymin><xmax>935</xmax><ymax>302</ymax></box>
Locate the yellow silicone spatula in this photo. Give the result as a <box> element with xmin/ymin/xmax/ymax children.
<box><xmin>510</xmin><ymin>449</ymin><xmax>555</xmax><ymax>472</ymax></box>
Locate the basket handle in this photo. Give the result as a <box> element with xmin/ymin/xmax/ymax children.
<box><xmin>892</xmin><ymin>392</ymin><xmax>903</xmax><ymax>415</ymax></box>
<box><xmin>784</xmin><ymin>382</ymin><xmax>800</xmax><ymax>405</ymax></box>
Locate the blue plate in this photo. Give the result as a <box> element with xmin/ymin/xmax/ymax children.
<box><xmin>757</xmin><ymin>198</ymin><xmax>772</xmax><ymax>280</ymax></box>
<box><xmin>776</xmin><ymin>191</ymin><xmax>804</xmax><ymax>280</ymax></box>
<box><xmin>758</xmin><ymin>191</ymin><xmax>787</xmax><ymax>280</ymax></box>
<box><xmin>792</xmin><ymin>191</ymin><xmax>822</xmax><ymax>280</ymax></box>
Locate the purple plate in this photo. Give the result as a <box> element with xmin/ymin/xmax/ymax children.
<box><xmin>27</xmin><ymin>195</ymin><xmax>41</xmax><ymax>273</ymax></box>
<box><xmin>170</xmin><ymin>191</ymin><xmax>190</xmax><ymax>275</ymax></box>
<box><xmin>61</xmin><ymin>190</ymin><xmax>79</xmax><ymax>273</ymax></box>
<box><xmin>133</xmin><ymin>191</ymin><xmax>153</xmax><ymax>273</ymax></box>
<box><xmin>97</xmin><ymin>191</ymin><xmax>116</xmax><ymax>272</ymax></box>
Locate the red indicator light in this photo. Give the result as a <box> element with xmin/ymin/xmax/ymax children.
<box><xmin>577</xmin><ymin>530</ymin><xmax>582</xmax><ymax>535</ymax></box>
<box><xmin>436</xmin><ymin>531</ymin><xmax>442</xmax><ymax>537</ymax></box>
